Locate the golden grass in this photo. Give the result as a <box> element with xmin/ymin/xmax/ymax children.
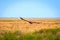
<box><xmin>0</xmin><ymin>19</ymin><xmax>60</xmax><ymax>33</ymax></box>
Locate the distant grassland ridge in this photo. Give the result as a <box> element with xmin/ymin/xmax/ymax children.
<box><xmin>0</xmin><ymin>18</ymin><xmax>60</xmax><ymax>33</ymax></box>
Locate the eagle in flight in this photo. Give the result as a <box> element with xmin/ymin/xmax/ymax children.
<box><xmin>20</xmin><ymin>17</ymin><xmax>40</xmax><ymax>24</ymax></box>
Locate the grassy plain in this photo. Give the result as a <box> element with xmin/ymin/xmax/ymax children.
<box><xmin>0</xmin><ymin>18</ymin><xmax>60</xmax><ymax>40</ymax></box>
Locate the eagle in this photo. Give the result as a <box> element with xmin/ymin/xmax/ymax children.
<box><xmin>20</xmin><ymin>17</ymin><xmax>40</xmax><ymax>24</ymax></box>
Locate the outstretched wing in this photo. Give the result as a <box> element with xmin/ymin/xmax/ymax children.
<box><xmin>20</xmin><ymin>17</ymin><xmax>33</xmax><ymax>24</ymax></box>
<box><xmin>20</xmin><ymin>17</ymin><xmax>25</xmax><ymax>20</ymax></box>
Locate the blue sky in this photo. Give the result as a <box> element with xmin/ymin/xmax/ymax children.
<box><xmin>0</xmin><ymin>0</ymin><xmax>60</xmax><ymax>18</ymax></box>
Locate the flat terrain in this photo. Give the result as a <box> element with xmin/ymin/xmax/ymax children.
<box><xmin>0</xmin><ymin>18</ymin><xmax>60</xmax><ymax>33</ymax></box>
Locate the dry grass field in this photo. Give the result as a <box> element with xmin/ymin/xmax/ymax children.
<box><xmin>0</xmin><ymin>18</ymin><xmax>60</xmax><ymax>33</ymax></box>
<box><xmin>0</xmin><ymin>18</ymin><xmax>60</xmax><ymax>40</ymax></box>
